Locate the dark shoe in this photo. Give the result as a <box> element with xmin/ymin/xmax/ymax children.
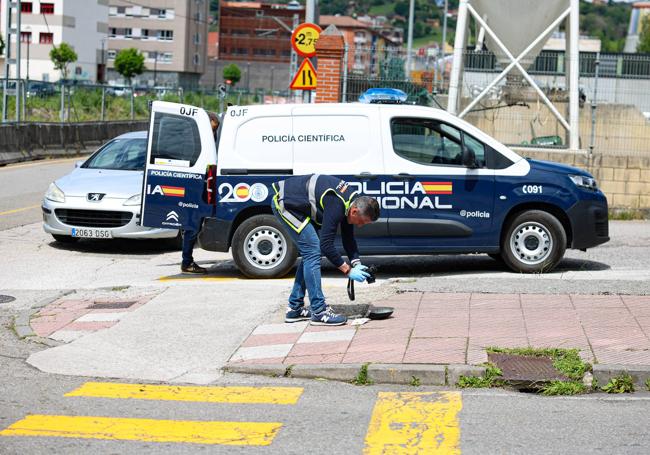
<box><xmin>310</xmin><ymin>307</ymin><xmax>347</xmax><ymax>326</ymax></box>
<box><xmin>181</xmin><ymin>262</ymin><xmax>207</xmax><ymax>274</ymax></box>
<box><xmin>285</xmin><ymin>306</ymin><xmax>311</xmax><ymax>323</ymax></box>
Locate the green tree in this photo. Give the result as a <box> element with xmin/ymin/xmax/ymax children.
<box><xmin>223</xmin><ymin>64</ymin><xmax>241</xmax><ymax>86</ymax></box>
<box><xmin>49</xmin><ymin>43</ymin><xmax>77</xmax><ymax>80</ymax></box>
<box><xmin>638</xmin><ymin>16</ymin><xmax>650</xmax><ymax>53</ymax></box>
<box><xmin>0</xmin><ymin>35</ymin><xmax>4</xmax><ymax>56</ymax></box>
<box><xmin>114</xmin><ymin>48</ymin><xmax>145</xmax><ymax>86</ymax></box>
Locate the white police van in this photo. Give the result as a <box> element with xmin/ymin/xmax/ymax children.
<box><xmin>140</xmin><ymin>92</ymin><xmax>609</xmax><ymax>278</ymax></box>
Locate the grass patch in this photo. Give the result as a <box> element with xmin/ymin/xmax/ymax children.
<box><xmin>602</xmin><ymin>374</ymin><xmax>635</xmax><ymax>393</ymax></box>
<box><xmin>353</xmin><ymin>363</ymin><xmax>373</xmax><ymax>385</ymax></box>
<box><xmin>609</xmin><ymin>210</ymin><xmax>646</xmax><ymax>220</ymax></box>
<box><xmin>409</xmin><ymin>376</ymin><xmax>421</xmax><ymax>387</ymax></box>
<box><xmin>457</xmin><ymin>363</ymin><xmax>503</xmax><ymax>388</ymax></box>
<box><xmin>541</xmin><ymin>381</ymin><xmax>586</xmax><ymax>396</ymax></box>
<box><xmin>111</xmin><ymin>286</ymin><xmax>130</xmax><ymax>292</ymax></box>
<box><xmin>284</xmin><ymin>365</ymin><xmax>294</xmax><ymax>378</ymax></box>
<box><xmin>646</xmin><ymin>378</ymin><xmax>650</xmax><ymax>391</ymax></box>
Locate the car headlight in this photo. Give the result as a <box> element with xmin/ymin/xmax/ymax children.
<box><xmin>569</xmin><ymin>174</ymin><xmax>598</xmax><ymax>190</ymax></box>
<box><xmin>45</xmin><ymin>182</ymin><xmax>65</xmax><ymax>202</ymax></box>
<box><xmin>123</xmin><ymin>193</ymin><xmax>142</xmax><ymax>206</ymax></box>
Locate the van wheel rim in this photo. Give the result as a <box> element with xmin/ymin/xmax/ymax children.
<box><xmin>509</xmin><ymin>221</ymin><xmax>553</xmax><ymax>266</ymax></box>
<box><xmin>244</xmin><ymin>226</ymin><xmax>287</xmax><ymax>270</ymax></box>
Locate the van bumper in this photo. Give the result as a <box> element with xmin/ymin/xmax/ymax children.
<box><xmin>197</xmin><ymin>217</ymin><xmax>231</xmax><ymax>252</ymax></box>
<box><xmin>566</xmin><ymin>199</ymin><xmax>609</xmax><ymax>249</ymax></box>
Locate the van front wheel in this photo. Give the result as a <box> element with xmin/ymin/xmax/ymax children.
<box><xmin>231</xmin><ymin>215</ymin><xmax>298</xmax><ymax>278</ymax></box>
<box><xmin>501</xmin><ymin>210</ymin><xmax>566</xmax><ymax>273</ymax></box>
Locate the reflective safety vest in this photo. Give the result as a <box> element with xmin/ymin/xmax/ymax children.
<box><xmin>272</xmin><ymin>174</ymin><xmax>359</xmax><ymax>233</ymax></box>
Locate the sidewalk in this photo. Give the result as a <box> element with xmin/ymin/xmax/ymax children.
<box><xmin>227</xmin><ymin>292</ymin><xmax>650</xmax><ymax>367</ymax></box>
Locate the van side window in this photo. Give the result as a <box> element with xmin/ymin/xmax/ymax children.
<box><xmin>150</xmin><ymin>112</ymin><xmax>201</xmax><ymax>166</ymax></box>
<box><xmin>390</xmin><ymin>117</ymin><xmax>485</xmax><ymax>168</ymax></box>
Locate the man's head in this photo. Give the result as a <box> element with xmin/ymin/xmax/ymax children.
<box><xmin>208</xmin><ymin>111</ymin><xmax>220</xmax><ymax>135</ymax></box>
<box><xmin>347</xmin><ymin>196</ymin><xmax>380</xmax><ymax>226</ymax></box>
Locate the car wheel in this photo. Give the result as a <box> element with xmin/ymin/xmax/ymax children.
<box><xmin>51</xmin><ymin>234</ymin><xmax>79</xmax><ymax>244</ymax></box>
<box><xmin>501</xmin><ymin>210</ymin><xmax>566</xmax><ymax>273</ymax></box>
<box><xmin>231</xmin><ymin>214</ymin><xmax>297</xmax><ymax>278</ymax></box>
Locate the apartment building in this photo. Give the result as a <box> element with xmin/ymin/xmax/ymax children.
<box><xmin>107</xmin><ymin>0</ymin><xmax>208</xmax><ymax>88</ymax></box>
<box><xmin>0</xmin><ymin>0</ymin><xmax>108</xmax><ymax>82</ymax></box>
<box><xmin>218</xmin><ymin>1</ymin><xmax>305</xmax><ymax>63</ymax></box>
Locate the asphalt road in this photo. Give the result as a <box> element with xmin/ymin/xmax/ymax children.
<box><xmin>2</xmin><ymin>158</ymin><xmax>650</xmax><ymax>453</ymax></box>
<box><xmin>0</xmin><ymin>157</ymin><xmax>86</xmax><ymax>231</ymax></box>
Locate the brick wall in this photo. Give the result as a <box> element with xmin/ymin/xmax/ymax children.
<box><xmin>315</xmin><ymin>26</ymin><xmax>345</xmax><ymax>103</ymax></box>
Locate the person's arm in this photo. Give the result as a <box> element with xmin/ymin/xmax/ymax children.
<box><xmin>340</xmin><ymin>218</ymin><xmax>360</xmax><ymax>266</ymax></box>
<box><xmin>319</xmin><ymin>194</ymin><xmax>350</xmax><ymax>274</ymax></box>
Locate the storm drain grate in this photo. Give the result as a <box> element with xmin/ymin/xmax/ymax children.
<box><xmin>0</xmin><ymin>295</ymin><xmax>16</xmax><ymax>304</ymax></box>
<box><xmin>89</xmin><ymin>301</ymin><xmax>137</xmax><ymax>309</ymax></box>
<box><xmin>488</xmin><ymin>352</ymin><xmax>569</xmax><ymax>386</ymax></box>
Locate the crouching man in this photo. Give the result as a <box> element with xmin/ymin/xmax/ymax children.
<box><xmin>271</xmin><ymin>174</ymin><xmax>380</xmax><ymax>326</ymax></box>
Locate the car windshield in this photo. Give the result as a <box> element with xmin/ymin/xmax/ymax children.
<box><xmin>83</xmin><ymin>138</ymin><xmax>147</xmax><ymax>171</ymax></box>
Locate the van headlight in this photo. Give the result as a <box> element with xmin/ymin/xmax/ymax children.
<box><xmin>45</xmin><ymin>183</ymin><xmax>65</xmax><ymax>202</ymax></box>
<box><xmin>569</xmin><ymin>174</ymin><xmax>598</xmax><ymax>190</ymax></box>
<box><xmin>123</xmin><ymin>193</ymin><xmax>141</xmax><ymax>206</ymax></box>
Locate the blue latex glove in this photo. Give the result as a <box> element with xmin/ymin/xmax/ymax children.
<box><xmin>348</xmin><ymin>264</ymin><xmax>370</xmax><ymax>283</ymax></box>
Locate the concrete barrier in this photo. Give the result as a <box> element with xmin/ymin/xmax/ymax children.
<box><xmin>0</xmin><ymin>121</ymin><xmax>148</xmax><ymax>166</ymax></box>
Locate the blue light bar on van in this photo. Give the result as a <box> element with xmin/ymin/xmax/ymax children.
<box><xmin>358</xmin><ymin>88</ymin><xmax>408</xmax><ymax>104</ymax></box>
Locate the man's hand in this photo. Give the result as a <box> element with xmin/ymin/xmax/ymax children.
<box><xmin>348</xmin><ymin>264</ymin><xmax>370</xmax><ymax>282</ymax></box>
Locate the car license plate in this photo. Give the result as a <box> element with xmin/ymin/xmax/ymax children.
<box><xmin>71</xmin><ymin>228</ymin><xmax>112</xmax><ymax>239</ymax></box>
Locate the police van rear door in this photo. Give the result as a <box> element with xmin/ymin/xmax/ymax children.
<box><xmin>140</xmin><ymin>101</ymin><xmax>217</xmax><ymax>231</ymax></box>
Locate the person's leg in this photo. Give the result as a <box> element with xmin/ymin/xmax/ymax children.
<box><xmin>288</xmin><ymin>258</ymin><xmax>306</xmax><ymax>310</ymax></box>
<box><xmin>181</xmin><ymin>229</ymin><xmax>196</xmax><ymax>268</ymax></box>
<box><xmin>295</xmin><ymin>223</ymin><xmax>326</xmax><ymax>315</ymax></box>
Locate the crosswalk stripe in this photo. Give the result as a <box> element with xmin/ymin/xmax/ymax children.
<box><xmin>65</xmin><ymin>382</ymin><xmax>304</xmax><ymax>405</ymax></box>
<box><xmin>0</xmin><ymin>415</ymin><xmax>281</xmax><ymax>446</ymax></box>
<box><xmin>363</xmin><ymin>391</ymin><xmax>462</xmax><ymax>454</ymax></box>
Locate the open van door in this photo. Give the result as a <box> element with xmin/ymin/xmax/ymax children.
<box><xmin>140</xmin><ymin>101</ymin><xmax>216</xmax><ymax>232</ymax></box>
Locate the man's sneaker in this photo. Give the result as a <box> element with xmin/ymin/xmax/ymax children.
<box><xmin>181</xmin><ymin>262</ymin><xmax>207</xmax><ymax>274</ymax></box>
<box><xmin>310</xmin><ymin>307</ymin><xmax>347</xmax><ymax>326</ymax></box>
<box><xmin>285</xmin><ymin>306</ymin><xmax>311</xmax><ymax>323</ymax></box>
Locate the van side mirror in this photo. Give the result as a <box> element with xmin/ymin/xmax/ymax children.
<box><xmin>462</xmin><ymin>147</ymin><xmax>478</xmax><ymax>169</ymax></box>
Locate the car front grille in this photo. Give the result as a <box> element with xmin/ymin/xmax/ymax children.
<box><xmin>55</xmin><ymin>209</ymin><xmax>132</xmax><ymax>228</ymax></box>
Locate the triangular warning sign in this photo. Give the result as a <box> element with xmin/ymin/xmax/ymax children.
<box><xmin>290</xmin><ymin>59</ymin><xmax>317</xmax><ymax>90</ymax></box>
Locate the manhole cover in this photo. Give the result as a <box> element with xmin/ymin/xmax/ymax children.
<box><xmin>330</xmin><ymin>303</ymin><xmax>370</xmax><ymax>318</ymax></box>
<box><xmin>488</xmin><ymin>352</ymin><xmax>569</xmax><ymax>386</ymax></box>
<box><xmin>89</xmin><ymin>301</ymin><xmax>137</xmax><ymax>309</ymax></box>
<box><xmin>0</xmin><ymin>295</ymin><xmax>16</xmax><ymax>304</ymax></box>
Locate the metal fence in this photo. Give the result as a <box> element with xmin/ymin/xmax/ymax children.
<box><xmin>343</xmin><ymin>46</ymin><xmax>650</xmax><ymax>156</ymax></box>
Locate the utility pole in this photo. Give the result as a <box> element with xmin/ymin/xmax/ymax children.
<box><xmin>440</xmin><ymin>0</ymin><xmax>448</xmax><ymax>91</ymax></box>
<box><xmin>3</xmin><ymin>0</ymin><xmax>22</xmax><ymax>122</ymax></box>
<box><xmin>405</xmin><ymin>0</ymin><xmax>415</xmax><ymax>79</ymax></box>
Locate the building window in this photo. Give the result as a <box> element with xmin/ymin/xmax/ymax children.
<box><xmin>125</xmin><ymin>28</ymin><xmax>133</xmax><ymax>38</ymax></box>
<box><xmin>40</xmin><ymin>3</ymin><xmax>54</xmax><ymax>14</ymax></box>
<box><xmin>253</xmin><ymin>48</ymin><xmax>276</xmax><ymax>56</ymax></box>
<box><xmin>109</xmin><ymin>27</ymin><xmax>117</xmax><ymax>38</ymax></box>
<box><xmin>109</xmin><ymin>6</ymin><xmax>117</xmax><ymax>16</ymax></box>
<box><xmin>107</xmin><ymin>50</ymin><xmax>117</xmax><ymax>59</ymax></box>
<box><xmin>20</xmin><ymin>32</ymin><xmax>32</xmax><ymax>43</ymax></box>
<box><xmin>193</xmin><ymin>54</ymin><xmax>200</xmax><ymax>65</ymax></box>
<box><xmin>160</xmin><ymin>52</ymin><xmax>173</xmax><ymax>63</ymax></box>
<box><xmin>117</xmin><ymin>6</ymin><xmax>126</xmax><ymax>15</ymax></box>
<box><xmin>142</xmin><ymin>29</ymin><xmax>150</xmax><ymax>40</ymax></box>
<box><xmin>157</xmin><ymin>30</ymin><xmax>173</xmax><ymax>41</ymax></box>
<box><xmin>21</xmin><ymin>2</ymin><xmax>32</xmax><ymax>13</ymax></box>
<box><xmin>193</xmin><ymin>33</ymin><xmax>201</xmax><ymax>44</ymax></box>
<box><xmin>39</xmin><ymin>32</ymin><xmax>54</xmax><ymax>44</ymax></box>
<box><xmin>195</xmin><ymin>12</ymin><xmax>202</xmax><ymax>21</ymax></box>
<box><xmin>151</xmin><ymin>8</ymin><xmax>167</xmax><ymax>19</ymax></box>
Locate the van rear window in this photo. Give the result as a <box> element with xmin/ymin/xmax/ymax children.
<box><xmin>150</xmin><ymin>112</ymin><xmax>201</xmax><ymax>166</ymax></box>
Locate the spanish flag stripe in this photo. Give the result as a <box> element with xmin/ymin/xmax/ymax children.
<box><xmin>161</xmin><ymin>186</ymin><xmax>185</xmax><ymax>197</ymax></box>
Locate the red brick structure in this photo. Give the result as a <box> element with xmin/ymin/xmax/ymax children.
<box><xmin>315</xmin><ymin>26</ymin><xmax>345</xmax><ymax>103</ymax></box>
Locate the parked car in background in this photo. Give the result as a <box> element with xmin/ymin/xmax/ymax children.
<box><xmin>42</xmin><ymin>131</ymin><xmax>179</xmax><ymax>244</ymax></box>
<box><xmin>26</xmin><ymin>82</ymin><xmax>56</xmax><ymax>98</ymax></box>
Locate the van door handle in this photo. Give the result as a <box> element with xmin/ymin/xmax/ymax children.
<box><xmin>392</xmin><ymin>173</ymin><xmax>414</xmax><ymax>180</ymax></box>
<box><xmin>354</xmin><ymin>172</ymin><xmax>377</xmax><ymax>180</ymax></box>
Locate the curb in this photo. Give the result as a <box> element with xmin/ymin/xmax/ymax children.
<box><xmin>224</xmin><ymin>363</ymin><xmax>487</xmax><ymax>386</ymax></box>
<box><xmin>224</xmin><ymin>362</ymin><xmax>650</xmax><ymax>392</ymax></box>
<box><xmin>12</xmin><ymin>290</ymin><xmax>74</xmax><ymax>341</ymax></box>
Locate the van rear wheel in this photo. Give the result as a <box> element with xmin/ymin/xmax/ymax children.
<box><xmin>501</xmin><ymin>210</ymin><xmax>566</xmax><ymax>273</ymax></box>
<box><xmin>231</xmin><ymin>214</ymin><xmax>298</xmax><ymax>278</ymax></box>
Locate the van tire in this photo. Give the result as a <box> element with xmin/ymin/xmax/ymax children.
<box><xmin>231</xmin><ymin>215</ymin><xmax>298</xmax><ymax>278</ymax></box>
<box><xmin>501</xmin><ymin>210</ymin><xmax>566</xmax><ymax>273</ymax></box>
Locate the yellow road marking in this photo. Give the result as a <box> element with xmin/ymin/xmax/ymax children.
<box><xmin>364</xmin><ymin>391</ymin><xmax>462</xmax><ymax>454</ymax></box>
<box><xmin>65</xmin><ymin>382</ymin><xmax>304</xmax><ymax>405</ymax></box>
<box><xmin>0</xmin><ymin>415</ymin><xmax>281</xmax><ymax>446</ymax></box>
<box><xmin>0</xmin><ymin>204</ymin><xmax>41</xmax><ymax>216</ymax></box>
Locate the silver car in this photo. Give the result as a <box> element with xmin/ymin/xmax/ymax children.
<box><xmin>42</xmin><ymin>131</ymin><xmax>179</xmax><ymax>243</ymax></box>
